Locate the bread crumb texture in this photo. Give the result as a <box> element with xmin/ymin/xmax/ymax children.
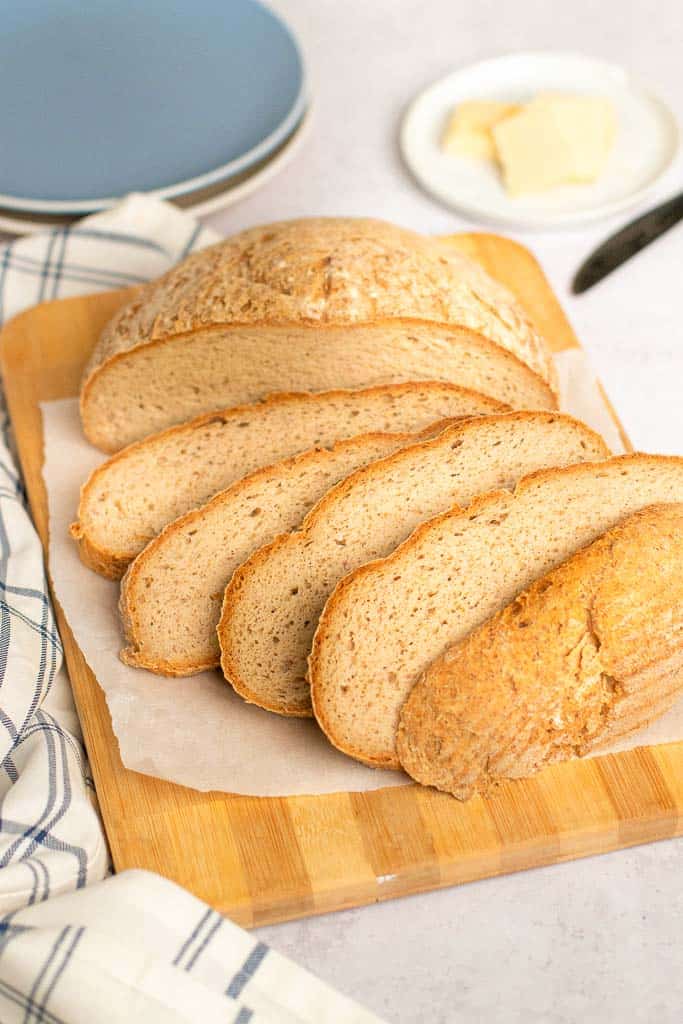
<box><xmin>72</xmin><ymin>383</ymin><xmax>505</xmax><ymax>578</ymax></box>
<box><xmin>119</xmin><ymin>424</ymin><xmax>446</xmax><ymax>680</ymax></box>
<box><xmin>219</xmin><ymin>411</ymin><xmax>608</xmax><ymax>716</ymax></box>
<box><xmin>309</xmin><ymin>455</ymin><xmax>683</xmax><ymax>770</ymax></box>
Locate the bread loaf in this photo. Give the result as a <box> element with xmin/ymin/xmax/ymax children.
<box><xmin>80</xmin><ymin>218</ymin><xmax>558</xmax><ymax>451</ymax></box>
<box><xmin>219</xmin><ymin>413</ymin><xmax>609</xmax><ymax>715</ymax></box>
<box><xmin>397</xmin><ymin>504</ymin><xmax>683</xmax><ymax>799</ymax></box>
<box><xmin>71</xmin><ymin>382</ymin><xmax>504</xmax><ymax>579</ymax></box>
<box><xmin>119</xmin><ymin>422</ymin><xmax>450</xmax><ymax>676</ymax></box>
<box><xmin>310</xmin><ymin>454</ymin><xmax>683</xmax><ymax>768</ymax></box>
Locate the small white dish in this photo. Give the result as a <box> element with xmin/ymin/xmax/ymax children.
<box><xmin>400</xmin><ymin>52</ymin><xmax>679</xmax><ymax>228</ymax></box>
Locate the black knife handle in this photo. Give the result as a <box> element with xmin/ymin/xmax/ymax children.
<box><xmin>572</xmin><ymin>190</ymin><xmax>683</xmax><ymax>294</ymax></box>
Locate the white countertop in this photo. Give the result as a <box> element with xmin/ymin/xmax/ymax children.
<box><xmin>203</xmin><ymin>1</ymin><xmax>683</xmax><ymax>1021</ymax></box>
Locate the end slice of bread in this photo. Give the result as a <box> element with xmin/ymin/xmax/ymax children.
<box><xmin>71</xmin><ymin>382</ymin><xmax>505</xmax><ymax>579</ymax></box>
<box><xmin>119</xmin><ymin>421</ymin><xmax>451</xmax><ymax>681</ymax></box>
<box><xmin>309</xmin><ymin>454</ymin><xmax>683</xmax><ymax>769</ymax></box>
<box><xmin>397</xmin><ymin>504</ymin><xmax>683</xmax><ymax>799</ymax></box>
<box><xmin>218</xmin><ymin>412</ymin><xmax>609</xmax><ymax>716</ymax></box>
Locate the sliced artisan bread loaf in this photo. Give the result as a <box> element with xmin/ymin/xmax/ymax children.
<box><xmin>310</xmin><ymin>454</ymin><xmax>683</xmax><ymax>769</ymax></box>
<box><xmin>398</xmin><ymin>504</ymin><xmax>683</xmax><ymax>799</ymax></box>
<box><xmin>119</xmin><ymin>421</ymin><xmax>450</xmax><ymax>677</ymax></box>
<box><xmin>219</xmin><ymin>413</ymin><xmax>609</xmax><ymax>716</ymax></box>
<box><xmin>72</xmin><ymin>382</ymin><xmax>503</xmax><ymax>579</ymax></box>
<box><xmin>80</xmin><ymin>217</ymin><xmax>558</xmax><ymax>451</ymax></box>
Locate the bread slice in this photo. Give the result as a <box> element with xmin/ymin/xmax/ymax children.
<box><xmin>219</xmin><ymin>413</ymin><xmax>610</xmax><ymax>716</ymax></box>
<box><xmin>119</xmin><ymin>421</ymin><xmax>451</xmax><ymax>676</ymax></box>
<box><xmin>309</xmin><ymin>454</ymin><xmax>683</xmax><ymax>769</ymax></box>
<box><xmin>71</xmin><ymin>382</ymin><xmax>504</xmax><ymax>579</ymax></box>
<box><xmin>80</xmin><ymin>217</ymin><xmax>558</xmax><ymax>451</ymax></box>
<box><xmin>397</xmin><ymin>504</ymin><xmax>683</xmax><ymax>799</ymax></box>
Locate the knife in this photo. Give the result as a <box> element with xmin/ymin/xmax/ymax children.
<box><xmin>572</xmin><ymin>190</ymin><xmax>683</xmax><ymax>294</ymax></box>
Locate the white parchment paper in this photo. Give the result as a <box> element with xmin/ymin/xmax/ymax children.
<box><xmin>41</xmin><ymin>349</ymin><xmax>683</xmax><ymax>795</ymax></box>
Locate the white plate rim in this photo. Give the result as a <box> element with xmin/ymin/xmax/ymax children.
<box><xmin>400</xmin><ymin>50</ymin><xmax>680</xmax><ymax>228</ymax></box>
<box><xmin>0</xmin><ymin>2</ymin><xmax>308</xmax><ymax>215</ymax></box>
<box><xmin>0</xmin><ymin>104</ymin><xmax>313</xmax><ymax>237</ymax></box>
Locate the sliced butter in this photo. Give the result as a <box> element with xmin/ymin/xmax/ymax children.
<box><xmin>533</xmin><ymin>93</ymin><xmax>616</xmax><ymax>179</ymax></box>
<box><xmin>492</xmin><ymin>94</ymin><xmax>616</xmax><ymax>196</ymax></box>
<box><xmin>441</xmin><ymin>100</ymin><xmax>520</xmax><ymax>160</ymax></box>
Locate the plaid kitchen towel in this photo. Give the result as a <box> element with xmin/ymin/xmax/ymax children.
<box><xmin>1</xmin><ymin>869</ymin><xmax>380</xmax><ymax>1023</ymax></box>
<box><xmin>0</xmin><ymin>196</ymin><xmax>384</xmax><ymax>1023</ymax></box>
<box><xmin>0</xmin><ymin>195</ymin><xmax>219</xmax><ymax>915</ymax></box>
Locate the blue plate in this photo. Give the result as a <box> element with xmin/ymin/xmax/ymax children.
<box><xmin>0</xmin><ymin>0</ymin><xmax>306</xmax><ymax>212</ymax></box>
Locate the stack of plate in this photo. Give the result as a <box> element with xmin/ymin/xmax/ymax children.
<box><xmin>0</xmin><ymin>0</ymin><xmax>309</xmax><ymax>234</ymax></box>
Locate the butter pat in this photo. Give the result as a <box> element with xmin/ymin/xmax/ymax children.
<box><xmin>441</xmin><ymin>100</ymin><xmax>520</xmax><ymax>160</ymax></box>
<box><xmin>492</xmin><ymin>94</ymin><xmax>616</xmax><ymax>196</ymax></box>
<box><xmin>534</xmin><ymin>93</ymin><xmax>616</xmax><ymax>179</ymax></box>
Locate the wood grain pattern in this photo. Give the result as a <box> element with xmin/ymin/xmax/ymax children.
<box><xmin>1</xmin><ymin>233</ymin><xmax>681</xmax><ymax>927</ymax></box>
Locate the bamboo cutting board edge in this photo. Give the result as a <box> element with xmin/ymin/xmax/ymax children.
<box><xmin>2</xmin><ymin>232</ymin><xmax>682</xmax><ymax>928</ymax></box>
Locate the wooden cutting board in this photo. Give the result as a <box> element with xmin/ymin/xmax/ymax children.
<box><xmin>1</xmin><ymin>233</ymin><xmax>680</xmax><ymax>928</ymax></box>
